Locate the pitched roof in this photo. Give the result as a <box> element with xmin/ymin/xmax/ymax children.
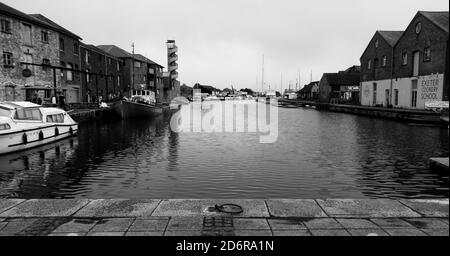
<box><xmin>134</xmin><ymin>54</ymin><xmax>164</xmax><ymax>68</ymax></box>
<box><xmin>28</xmin><ymin>14</ymin><xmax>81</xmax><ymax>40</ymax></box>
<box><xmin>97</xmin><ymin>45</ymin><xmax>133</xmax><ymax>58</ymax></box>
<box><xmin>81</xmin><ymin>43</ymin><xmax>119</xmax><ymax>60</ymax></box>
<box><xmin>377</xmin><ymin>31</ymin><xmax>404</xmax><ymax>46</ymax></box>
<box><xmin>419</xmin><ymin>11</ymin><xmax>449</xmax><ymax>33</ymax></box>
<box><xmin>322</xmin><ymin>73</ymin><xmax>360</xmax><ymax>86</ymax></box>
<box><xmin>0</xmin><ymin>2</ymin><xmax>58</xmax><ymax>32</ymax></box>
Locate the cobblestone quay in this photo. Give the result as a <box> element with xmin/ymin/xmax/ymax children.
<box><xmin>0</xmin><ymin>199</ymin><xmax>448</xmax><ymax>236</ymax></box>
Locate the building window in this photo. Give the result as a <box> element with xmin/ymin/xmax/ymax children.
<box><xmin>135</xmin><ymin>61</ymin><xmax>141</xmax><ymax>68</ymax></box>
<box><xmin>402</xmin><ymin>52</ymin><xmax>408</xmax><ymax>66</ymax></box>
<box><xmin>85</xmin><ymin>52</ymin><xmax>90</xmax><ymax>64</ymax></box>
<box><xmin>367</xmin><ymin>59</ymin><xmax>372</xmax><ymax>70</ymax></box>
<box><xmin>415</xmin><ymin>22</ymin><xmax>422</xmax><ymax>34</ymax></box>
<box><xmin>382</xmin><ymin>56</ymin><xmax>387</xmax><ymax>67</ymax></box>
<box><xmin>108</xmin><ymin>58</ymin><xmax>112</xmax><ymax>65</ymax></box>
<box><xmin>117</xmin><ymin>62</ymin><xmax>120</xmax><ymax>71</ymax></box>
<box><xmin>24</xmin><ymin>53</ymin><xmax>33</xmax><ymax>70</ymax></box>
<box><xmin>59</xmin><ymin>38</ymin><xmax>65</xmax><ymax>51</ymax></box>
<box><xmin>1</xmin><ymin>19</ymin><xmax>12</xmax><ymax>34</ymax></box>
<box><xmin>423</xmin><ymin>47</ymin><xmax>431</xmax><ymax>62</ymax></box>
<box><xmin>394</xmin><ymin>89</ymin><xmax>399</xmax><ymax>106</ymax></box>
<box><xmin>117</xmin><ymin>76</ymin><xmax>121</xmax><ymax>86</ymax></box>
<box><xmin>66</xmin><ymin>63</ymin><xmax>73</xmax><ymax>81</ymax></box>
<box><xmin>42</xmin><ymin>58</ymin><xmax>50</xmax><ymax>66</ymax></box>
<box><xmin>374</xmin><ymin>58</ymin><xmax>379</xmax><ymax>68</ymax></box>
<box><xmin>74</xmin><ymin>43</ymin><xmax>79</xmax><ymax>55</ymax></box>
<box><xmin>375</xmin><ymin>40</ymin><xmax>379</xmax><ymax>48</ymax></box>
<box><xmin>41</xmin><ymin>31</ymin><xmax>49</xmax><ymax>43</ymax></box>
<box><xmin>86</xmin><ymin>69</ymin><xmax>90</xmax><ymax>82</ymax></box>
<box><xmin>3</xmin><ymin>52</ymin><xmax>13</xmax><ymax>67</ymax></box>
<box><xmin>22</xmin><ymin>24</ymin><xmax>32</xmax><ymax>45</ymax></box>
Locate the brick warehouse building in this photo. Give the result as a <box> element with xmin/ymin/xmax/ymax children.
<box><xmin>29</xmin><ymin>14</ymin><xmax>82</xmax><ymax>104</ymax></box>
<box><xmin>97</xmin><ymin>45</ymin><xmax>165</xmax><ymax>103</ymax></box>
<box><xmin>361</xmin><ymin>11</ymin><xmax>449</xmax><ymax>109</ymax></box>
<box><xmin>1</xmin><ymin>2</ymin><xmax>61</xmax><ymax>103</ymax></box>
<box><xmin>360</xmin><ymin>31</ymin><xmax>403</xmax><ymax>107</ymax></box>
<box><xmin>80</xmin><ymin>44</ymin><xmax>123</xmax><ymax>103</ymax></box>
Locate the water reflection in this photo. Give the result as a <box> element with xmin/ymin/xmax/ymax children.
<box><xmin>0</xmin><ymin>105</ymin><xmax>448</xmax><ymax>199</ymax></box>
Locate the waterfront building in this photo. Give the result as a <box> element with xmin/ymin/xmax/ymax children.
<box><xmin>80</xmin><ymin>44</ymin><xmax>123</xmax><ymax>103</ymax></box>
<box><xmin>97</xmin><ymin>45</ymin><xmax>164</xmax><ymax>102</ymax></box>
<box><xmin>1</xmin><ymin>2</ymin><xmax>61</xmax><ymax>103</ymax></box>
<box><xmin>29</xmin><ymin>14</ymin><xmax>82</xmax><ymax>104</ymax></box>
<box><xmin>298</xmin><ymin>81</ymin><xmax>320</xmax><ymax>100</ymax></box>
<box><xmin>360</xmin><ymin>31</ymin><xmax>403</xmax><ymax>107</ymax></box>
<box><xmin>361</xmin><ymin>11</ymin><xmax>449</xmax><ymax>109</ymax></box>
<box><xmin>318</xmin><ymin>66</ymin><xmax>361</xmax><ymax>104</ymax></box>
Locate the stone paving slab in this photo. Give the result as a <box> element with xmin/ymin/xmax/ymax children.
<box><xmin>87</xmin><ymin>232</ymin><xmax>126</xmax><ymax>236</ymax></box>
<box><xmin>152</xmin><ymin>199</ymin><xmax>269</xmax><ymax>217</ymax></box>
<box><xmin>317</xmin><ymin>199</ymin><xmax>421</xmax><ymax>218</ymax></box>
<box><xmin>420</xmin><ymin>229</ymin><xmax>449</xmax><ymax>236</ymax></box>
<box><xmin>234</xmin><ymin>219</ymin><xmax>270</xmax><ymax>230</ymax></box>
<box><xmin>48</xmin><ymin>232</ymin><xmax>86</xmax><ymax>236</ymax></box>
<box><xmin>400</xmin><ymin>199</ymin><xmax>449</xmax><ymax>217</ymax></box>
<box><xmin>303</xmin><ymin>218</ymin><xmax>344</xmax><ymax>230</ymax></box>
<box><xmin>404</xmin><ymin>218</ymin><xmax>448</xmax><ymax>229</ymax></box>
<box><xmin>272</xmin><ymin>230</ymin><xmax>311</xmax><ymax>236</ymax></box>
<box><xmin>90</xmin><ymin>218</ymin><xmax>134</xmax><ymax>232</ymax></box>
<box><xmin>126</xmin><ymin>231</ymin><xmax>164</xmax><ymax>236</ymax></box>
<box><xmin>383</xmin><ymin>229</ymin><xmax>427</xmax><ymax>236</ymax></box>
<box><xmin>266</xmin><ymin>200</ymin><xmax>327</xmax><ymax>218</ymax></box>
<box><xmin>74</xmin><ymin>199</ymin><xmax>161</xmax><ymax>218</ymax></box>
<box><xmin>164</xmin><ymin>230</ymin><xmax>203</xmax><ymax>236</ymax></box>
<box><xmin>336</xmin><ymin>219</ymin><xmax>379</xmax><ymax>229</ymax></box>
<box><xmin>268</xmin><ymin>219</ymin><xmax>307</xmax><ymax>230</ymax></box>
<box><xmin>52</xmin><ymin>219</ymin><xmax>97</xmax><ymax>233</ymax></box>
<box><xmin>129</xmin><ymin>218</ymin><xmax>169</xmax><ymax>232</ymax></box>
<box><xmin>309</xmin><ymin>229</ymin><xmax>351</xmax><ymax>236</ymax></box>
<box><xmin>370</xmin><ymin>218</ymin><xmax>416</xmax><ymax>229</ymax></box>
<box><xmin>0</xmin><ymin>200</ymin><xmax>90</xmax><ymax>218</ymax></box>
<box><xmin>0</xmin><ymin>199</ymin><xmax>25</xmax><ymax>214</ymax></box>
<box><xmin>166</xmin><ymin>217</ymin><xmax>204</xmax><ymax>231</ymax></box>
<box><xmin>347</xmin><ymin>229</ymin><xmax>389</xmax><ymax>236</ymax></box>
<box><xmin>234</xmin><ymin>230</ymin><xmax>273</xmax><ymax>236</ymax></box>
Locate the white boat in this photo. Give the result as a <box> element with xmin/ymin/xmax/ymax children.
<box><xmin>203</xmin><ymin>95</ymin><xmax>221</xmax><ymax>101</ymax></box>
<box><xmin>0</xmin><ymin>102</ymin><xmax>78</xmax><ymax>155</ymax></box>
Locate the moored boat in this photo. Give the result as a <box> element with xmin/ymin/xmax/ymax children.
<box><xmin>0</xmin><ymin>101</ymin><xmax>78</xmax><ymax>156</ymax></box>
<box><xmin>112</xmin><ymin>89</ymin><xmax>163</xmax><ymax>119</ymax></box>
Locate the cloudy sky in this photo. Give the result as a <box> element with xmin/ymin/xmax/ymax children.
<box><xmin>3</xmin><ymin>0</ymin><xmax>449</xmax><ymax>91</ymax></box>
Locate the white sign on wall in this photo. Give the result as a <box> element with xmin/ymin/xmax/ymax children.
<box><xmin>420</xmin><ymin>77</ymin><xmax>440</xmax><ymax>101</ymax></box>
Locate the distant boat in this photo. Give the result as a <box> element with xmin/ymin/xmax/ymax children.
<box><xmin>0</xmin><ymin>101</ymin><xmax>78</xmax><ymax>155</ymax></box>
<box><xmin>203</xmin><ymin>95</ymin><xmax>221</xmax><ymax>101</ymax></box>
<box><xmin>112</xmin><ymin>90</ymin><xmax>163</xmax><ymax>119</ymax></box>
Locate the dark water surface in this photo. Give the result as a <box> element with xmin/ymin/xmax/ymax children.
<box><xmin>0</xmin><ymin>103</ymin><xmax>448</xmax><ymax>199</ymax></box>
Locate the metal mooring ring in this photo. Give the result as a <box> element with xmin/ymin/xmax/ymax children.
<box><xmin>215</xmin><ymin>204</ymin><xmax>244</xmax><ymax>214</ymax></box>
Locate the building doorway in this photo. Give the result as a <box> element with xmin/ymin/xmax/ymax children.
<box><xmin>411</xmin><ymin>80</ymin><xmax>418</xmax><ymax>108</ymax></box>
<box><xmin>385</xmin><ymin>89</ymin><xmax>390</xmax><ymax>107</ymax></box>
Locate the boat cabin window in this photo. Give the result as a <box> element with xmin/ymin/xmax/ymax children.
<box><xmin>0</xmin><ymin>108</ymin><xmax>11</xmax><ymax>117</ymax></box>
<box><xmin>46</xmin><ymin>114</ymin><xmax>64</xmax><ymax>123</ymax></box>
<box><xmin>0</xmin><ymin>123</ymin><xmax>11</xmax><ymax>131</ymax></box>
<box><xmin>14</xmin><ymin>108</ymin><xmax>43</xmax><ymax>121</ymax></box>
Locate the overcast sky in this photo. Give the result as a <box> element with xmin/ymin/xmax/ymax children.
<box><xmin>3</xmin><ymin>0</ymin><xmax>449</xmax><ymax>91</ymax></box>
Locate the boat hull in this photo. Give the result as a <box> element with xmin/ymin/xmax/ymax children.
<box><xmin>113</xmin><ymin>100</ymin><xmax>163</xmax><ymax>119</ymax></box>
<box><xmin>0</xmin><ymin>124</ymin><xmax>78</xmax><ymax>156</ymax></box>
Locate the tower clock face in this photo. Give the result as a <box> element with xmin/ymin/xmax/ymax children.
<box><xmin>415</xmin><ymin>22</ymin><xmax>422</xmax><ymax>34</ymax></box>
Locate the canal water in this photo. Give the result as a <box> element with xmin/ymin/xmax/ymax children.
<box><xmin>0</xmin><ymin>102</ymin><xmax>448</xmax><ymax>199</ymax></box>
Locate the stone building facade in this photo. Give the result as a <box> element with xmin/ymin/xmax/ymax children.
<box><xmin>1</xmin><ymin>3</ymin><xmax>60</xmax><ymax>103</ymax></box>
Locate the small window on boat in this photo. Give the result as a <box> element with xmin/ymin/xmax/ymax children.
<box><xmin>0</xmin><ymin>108</ymin><xmax>11</xmax><ymax>117</ymax></box>
<box><xmin>46</xmin><ymin>114</ymin><xmax>64</xmax><ymax>123</ymax></box>
<box><xmin>0</xmin><ymin>123</ymin><xmax>11</xmax><ymax>131</ymax></box>
<box><xmin>14</xmin><ymin>108</ymin><xmax>42</xmax><ymax>121</ymax></box>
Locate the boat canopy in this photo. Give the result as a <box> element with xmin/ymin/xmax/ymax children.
<box><xmin>0</xmin><ymin>102</ymin><xmax>41</xmax><ymax>109</ymax></box>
